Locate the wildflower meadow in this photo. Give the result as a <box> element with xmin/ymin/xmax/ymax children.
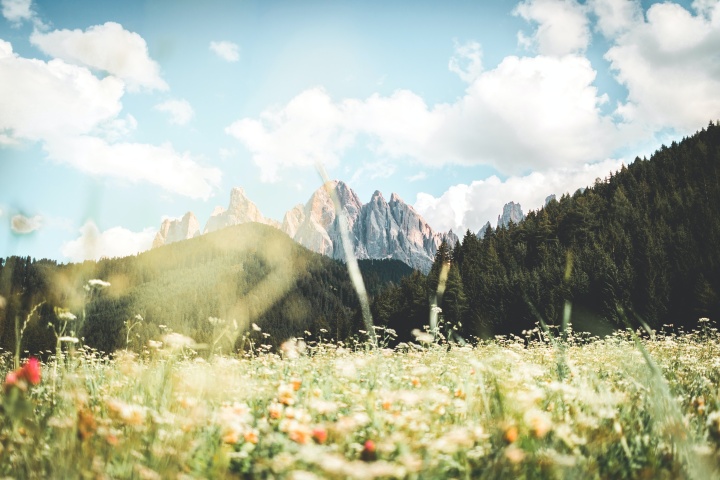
<box><xmin>1</xmin><ymin>322</ymin><xmax>719</xmax><ymax>479</ymax></box>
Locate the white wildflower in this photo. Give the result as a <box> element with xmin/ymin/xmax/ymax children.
<box><xmin>411</xmin><ymin>329</ymin><xmax>434</xmax><ymax>344</ymax></box>
<box><xmin>58</xmin><ymin>311</ymin><xmax>77</xmax><ymax>321</ymax></box>
<box><xmin>162</xmin><ymin>333</ymin><xmax>196</xmax><ymax>350</ymax></box>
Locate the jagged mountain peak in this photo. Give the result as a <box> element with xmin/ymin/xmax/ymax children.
<box><xmin>477</xmin><ymin>221</ymin><xmax>492</xmax><ymax>238</ymax></box>
<box><xmin>205</xmin><ymin>186</ymin><xmax>279</xmax><ymax>233</ymax></box>
<box><xmin>497</xmin><ymin>201</ymin><xmax>524</xmax><ymax>228</ymax></box>
<box><xmin>152</xmin><ymin>212</ymin><xmax>200</xmax><ymax>248</ymax></box>
<box><xmin>284</xmin><ymin>181</ymin><xmax>454</xmax><ymax>272</ymax></box>
<box><xmin>228</xmin><ymin>186</ymin><xmax>250</xmax><ymax>205</ymax></box>
<box><xmin>389</xmin><ymin>192</ymin><xmax>403</xmax><ymax>203</ymax></box>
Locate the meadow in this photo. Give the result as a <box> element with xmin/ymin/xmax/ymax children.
<box><xmin>1</xmin><ymin>323</ymin><xmax>719</xmax><ymax>479</ymax></box>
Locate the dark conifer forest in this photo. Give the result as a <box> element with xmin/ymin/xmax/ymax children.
<box><xmin>405</xmin><ymin>122</ymin><xmax>720</xmax><ymax>339</ymax></box>
<box><xmin>2</xmin><ymin>122</ymin><xmax>720</xmax><ymax>353</ymax></box>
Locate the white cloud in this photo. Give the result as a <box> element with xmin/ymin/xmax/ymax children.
<box><xmin>605</xmin><ymin>2</ymin><xmax>720</xmax><ymax>131</ymax></box>
<box><xmin>346</xmin><ymin>89</ymin><xmax>441</xmax><ymax>160</ymax></box>
<box><xmin>154</xmin><ymin>99</ymin><xmax>194</xmax><ymax>126</ymax></box>
<box><xmin>209</xmin><ymin>40</ymin><xmax>240</xmax><ymax>62</ymax></box>
<box><xmin>692</xmin><ymin>0</ymin><xmax>720</xmax><ymax>19</ymax></box>
<box><xmin>226</xmin><ymin>87</ymin><xmax>353</xmax><ymax>181</ymax></box>
<box><xmin>589</xmin><ymin>0</ymin><xmax>642</xmax><ymax>37</ymax></box>
<box><xmin>61</xmin><ymin>220</ymin><xmax>155</xmax><ymax>262</ymax></box>
<box><xmin>227</xmin><ymin>53</ymin><xmax>620</xmax><ymax>181</ymax></box>
<box><xmin>1</xmin><ymin>0</ymin><xmax>33</xmax><ymax>25</ymax></box>
<box><xmin>99</xmin><ymin>114</ymin><xmax>138</xmax><ymax>141</ymax></box>
<box><xmin>30</xmin><ymin>22</ymin><xmax>168</xmax><ymax>91</ymax></box>
<box><xmin>514</xmin><ymin>0</ymin><xmax>591</xmax><ymax>56</ymax></box>
<box><xmin>45</xmin><ymin>136</ymin><xmax>222</xmax><ymax>199</ymax></box>
<box><xmin>226</xmin><ymin>87</ymin><xmax>440</xmax><ymax>181</ymax></box>
<box><xmin>10</xmin><ymin>214</ymin><xmax>42</xmax><ymax>234</ymax></box>
<box><xmin>0</xmin><ymin>39</ymin><xmax>124</xmax><ymax>140</ymax></box>
<box><xmin>433</xmin><ymin>54</ymin><xmax>622</xmax><ymax>173</ymax></box>
<box><xmin>414</xmin><ymin>159</ymin><xmax>625</xmax><ymax>234</ymax></box>
<box><xmin>0</xmin><ymin>39</ymin><xmax>220</xmax><ymax>198</ymax></box>
<box><xmin>449</xmin><ymin>40</ymin><xmax>483</xmax><ymax>83</ymax></box>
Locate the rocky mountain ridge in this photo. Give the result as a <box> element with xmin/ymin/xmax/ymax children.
<box><xmin>152</xmin><ymin>181</ymin><xmax>460</xmax><ymax>273</ymax></box>
<box><xmin>283</xmin><ymin>181</ymin><xmax>458</xmax><ymax>272</ymax></box>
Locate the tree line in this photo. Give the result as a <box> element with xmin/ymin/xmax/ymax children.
<box><xmin>371</xmin><ymin>122</ymin><xmax>720</xmax><ymax>341</ymax></box>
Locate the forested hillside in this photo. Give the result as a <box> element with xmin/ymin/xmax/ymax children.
<box><xmin>376</xmin><ymin>122</ymin><xmax>720</xmax><ymax>340</ymax></box>
<box><xmin>3</xmin><ymin>124</ymin><xmax>719</xmax><ymax>353</ymax></box>
<box><xmin>0</xmin><ymin>224</ymin><xmax>412</xmax><ymax>354</ymax></box>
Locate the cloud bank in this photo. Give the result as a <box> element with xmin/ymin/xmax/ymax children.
<box><xmin>30</xmin><ymin>22</ymin><xmax>168</xmax><ymax>92</ymax></box>
<box><xmin>0</xmin><ymin>38</ymin><xmax>220</xmax><ymax>199</ymax></box>
<box><xmin>61</xmin><ymin>221</ymin><xmax>155</xmax><ymax>262</ymax></box>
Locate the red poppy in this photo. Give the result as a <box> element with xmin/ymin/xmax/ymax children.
<box><xmin>312</xmin><ymin>427</ymin><xmax>327</xmax><ymax>444</ymax></box>
<box><xmin>21</xmin><ymin>358</ymin><xmax>41</xmax><ymax>385</ymax></box>
<box><xmin>361</xmin><ymin>440</ymin><xmax>377</xmax><ymax>461</ymax></box>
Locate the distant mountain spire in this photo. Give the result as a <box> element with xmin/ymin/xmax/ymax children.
<box><xmin>497</xmin><ymin>201</ymin><xmax>524</xmax><ymax>228</ymax></box>
<box><xmin>152</xmin><ymin>212</ymin><xmax>200</xmax><ymax>248</ymax></box>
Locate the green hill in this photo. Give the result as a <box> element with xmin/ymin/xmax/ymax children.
<box><xmin>0</xmin><ymin>223</ymin><xmax>414</xmax><ymax>354</ymax></box>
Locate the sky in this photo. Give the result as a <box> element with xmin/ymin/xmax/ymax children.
<box><xmin>1</xmin><ymin>0</ymin><xmax>719</xmax><ymax>262</ymax></box>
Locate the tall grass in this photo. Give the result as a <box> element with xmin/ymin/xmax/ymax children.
<box><xmin>1</xmin><ymin>324</ymin><xmax>719</xmax><ymax>479</ymax></box>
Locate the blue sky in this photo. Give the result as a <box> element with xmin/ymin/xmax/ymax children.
<box><xmin>1</xmin><ymin>0</ymin><xmax>719</xmax><ymax>262</ymax></box>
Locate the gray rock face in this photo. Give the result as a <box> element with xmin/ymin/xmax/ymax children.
<box><xmin>281</xmin><ymin>204</ymin><xmax>305</xmax><ymax>239</ymax></box>
<box><xmin>152</xmin><ymin>212</ymin><xmax>201</xmax><ymax>248</ymax></box>
<box><xmin>477</xmin><ymin>221</ymin><xmax>492</xmax><ymax>238</ymax></box>
<box><xmin>283</xmin><ymin>181</ymin><xmax>456</xmax><ymax>273</ymax></box>
<box><xmin>497</xmin><ymin>201</ymin><xmax>524</xmax><ymax>228</ymax></box>
<box><xmin>545</xmin><ymin>194</ymin><xmax>557</xmax><ymax>206</ymax></box>
<box><xmin>283</xmin><ymin>180</ymin><xmax>362</xmax><ymax>258</ymax></box>
<box><xmin>204</xmin><ymin>187</ymin><xmax>279</xmax><ymax>233</ymax></box>
<box><xmin>443</xmin><ymin>230</ymin><xmax>459</xmax><ymax>248</ymax></box>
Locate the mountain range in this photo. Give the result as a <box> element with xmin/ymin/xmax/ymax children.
<box><xmin>153</xmin><ymin>181</ymin><xmax>481</xmax><ymax>273</ymax></box>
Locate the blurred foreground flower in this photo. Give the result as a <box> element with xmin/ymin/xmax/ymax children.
<box><xmin>361</xmin><ymin>440</ymin><xmax>377</xmax><ymax>462</ymax></box>
<box><xmin>87</xmin><ymin>279</ymin><xmax>111</xmax><ymax>288</ymax></box>
<box><xmin>411</xmin><ymin>329</ymin><xmax>434</xmax><ymax>344</ymax></box>
<box><xmin>280</xmin><ymin>338</ymin><xmax>306</xmax><ymax>359</ymax></box>
<box><xmin>4</xmin><ymin>357</ymin><xmax>41</xmax><ymax>391</ymax></box>
<box><xmin>162</xmin><ymin>333</ymin><xmax>197</xmax><ymax>351</ymax></box>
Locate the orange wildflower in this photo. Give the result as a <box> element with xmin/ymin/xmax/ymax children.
<box><xmin>504</xmin><ymin>425</ymin><xmax>519</xmax><ymax>444</ymax></box>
